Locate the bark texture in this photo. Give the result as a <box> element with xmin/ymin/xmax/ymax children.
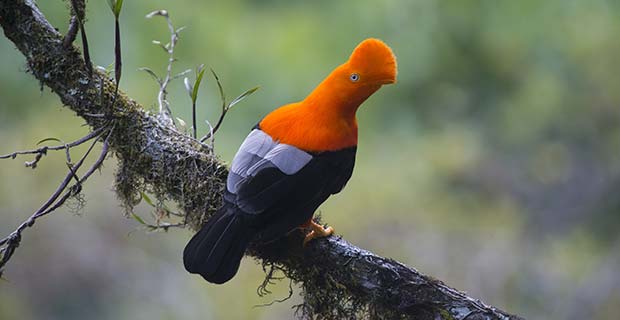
<box><xmin>0</xmin><ymin>1</ymin><xmax>523</xmax><ymax>319</ymax></box>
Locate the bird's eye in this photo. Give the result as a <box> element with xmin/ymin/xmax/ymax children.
<box><xmin>349</xmin><ymin>73</ymin><xmax>360</xmax><ymax>82</ymax></box>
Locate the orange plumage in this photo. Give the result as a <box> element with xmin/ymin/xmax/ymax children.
<box><xmin>260</xmin><ymin>38</ymin><xmax>397</xmax><ymax>152</ymax></box>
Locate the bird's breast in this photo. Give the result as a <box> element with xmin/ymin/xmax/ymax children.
<box><xmin>259</xmin><ymin>105</ymin><xmax>358</xmax><ymax>152</ymax></box>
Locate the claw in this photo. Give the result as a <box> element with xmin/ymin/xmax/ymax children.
<box><xmin>302</xmin><ymin>220</ymin><xmax>334</xmax><ymax>246</ymax></box>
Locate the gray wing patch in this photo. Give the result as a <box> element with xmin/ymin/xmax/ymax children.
<box><xmin>230</xmin><ymin>129</ymin><xmax>274</xmax><ymax>174</ymax></box>
<box><xmin>227</xmin><ymin>129</ymin><xmax>312</xmax><ymax>193</ymax></box>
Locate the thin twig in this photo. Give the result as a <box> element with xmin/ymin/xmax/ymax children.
<box><xmin>146</xmin><ymin>10</ymin><xmax>181</xmax><ymax>124</ymax></box>
<box><xmin>0</xmin><ymin>127</ymin><xmax>106</xmax><ymax>160</ymax></box>
<box><xmin>200</xmin><ymin>69</ymin><xmax>227</xmax><ymax>142</ymax></box>
<box><xmin>69</xmin><ymin>0</ymin><xmax>92</xmax><ymax>76</ymax></box>
<box><xmin>200</xmin><ymin>109</ymin><xmax>226</xmax><ymax>142</ymax></box>
<box><xmin>200</xmin><ymin>119</ymin><xmax>215</xmax><ymax>150</ymax></box>
<box><xmin>0</xmin><ymin>127</ymin><xmax>112</xmax><ymax>274</ymax></box>
<box><xmin>35</xmin><ymin>131</ymin><xmax>111</xmax><ymax>218</ymax></box>
<box><xmin>0</xmin><ymin>150</ymin><xmax>88</xmax><ymax>249</ymax></box>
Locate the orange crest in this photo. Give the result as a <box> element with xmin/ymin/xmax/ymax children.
<box><xmin>348</xmin><ymin>38</ymin><xmax>398</xmax><ymax>84</ymax></box>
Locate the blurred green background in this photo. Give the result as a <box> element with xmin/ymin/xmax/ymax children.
<box><xmin>1</xmin><ymin>0</ymin><xmax>619</xmax><ymax>319</ymax></box>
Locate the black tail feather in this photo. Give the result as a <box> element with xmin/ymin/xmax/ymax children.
<box><xmin>183</xmin><ymin>204</ymin><xmax>254</xmax><ymax>284</ymax></box>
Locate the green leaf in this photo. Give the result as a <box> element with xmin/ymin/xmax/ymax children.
<box><xmin>228</xmin><ymin>86</ymin><xmax>260</xmax><ymax>110</ymax></box>
<box><xmin>36</xmin><ymin>137</ymin><xmax>62</xmax><ymax>145</ymax></box>
<box><xmin>114</xmin><ymin>0</ymin><xmax>123</xmax><ymax>17</ymax></box>
<box><xmin>131</xmin><ymin>212</ymin><xmax>147</xmax><ymax>225</ymax></box>
<box><xmin>192</xmin><ymin>65</ymin><xmax>206</xmax><ymax>102</ymax></box>
<box><xmin>210</xmin><ymin>68</ymin><xmax>226</xmax><ymax>110</ymax></box>
<box><xmin>140</xmin><ymin>191</ymin><xmax>155</xmax><ymax>208</ymax></box>
<box><xmin>106</xmin><ymin>0</ymin><xmax>123</xmax><ymax>17</ymax></box>
<box><xmin>138</xmin><ymin>67</ymin><xmax>161</xmax><ymax>85</ymax></box>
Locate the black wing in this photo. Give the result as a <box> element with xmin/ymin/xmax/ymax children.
<box><xmin>225</xmin><ymin>129</ymin><xmax>356</xmax><ymax>240</ymax></box>
<box><xmin>234</xmin><ymin>147</ymin><xmax>356</xmax><ymax>214</ymax></box>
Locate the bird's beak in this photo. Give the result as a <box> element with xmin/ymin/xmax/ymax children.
<box><xmin>377</xmin><ymin>73</ymin><xmax>397</xmax><ymax>85</ymax></box>
<box><xmin>378</xmin><ymin>65</ymin><xmax>397</xmax><ymax>85</ymax></box>
<box><xmin>379</xmin><ymin>77</ymin><xmax>397</xmax><ymax>85</ymax></box>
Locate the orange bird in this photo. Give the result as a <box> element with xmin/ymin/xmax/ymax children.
<box><xmin>183</xmin><ymin>38</ymin><xmax>397</xmax><ymax>284</ymax></box>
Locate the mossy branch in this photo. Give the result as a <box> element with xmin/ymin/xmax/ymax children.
<box><xmin>0</xmin><ymin>1</ymin><xmax>522</xmax><ymax>319</ymax></box>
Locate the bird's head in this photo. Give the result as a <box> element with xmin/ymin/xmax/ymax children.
<box><xmin>262</xmin><ymin>38</ymin><xmax>398</xmax><ymax>150</ymax></box>
<box><xmin>302</xmin><ymin>38</ymin><xmax>397</xmax><ymax>116</ymax></box>
<box><xmin>345</xmin><ymin>38</ymin><xmax>397</xmax><ymax>86</ymax></box>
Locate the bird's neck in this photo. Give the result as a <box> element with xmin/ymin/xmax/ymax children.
<box><xmin>260</xmin><ymin>71</ymin><xmax>380</xmax><ymax>152</ymax></box>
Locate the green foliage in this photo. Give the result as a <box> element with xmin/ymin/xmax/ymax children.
<box><xmin>210</xmin><ymin>68</ymin><xmax>226</xmax><ymax>110</ymax></box>
<box><xmin>228</xmin><ymin>86</ymin><xmax>260</xmax><ymax>110</ymax></box>
<box><xmin>131</xmin><ymin>212</ymin><xmax>147</xmax><ymax>225</ymax></box>
<box><xmin>107</xmin><ymin>0</ymin><xmax>123</xmax><ymax>18</ymax></box>
<box><xmin>210</xmin><ymin>68</ymin><xmax>260</xmax><ymax>114</ymax></box>
<box><xmin>191</xmin><ymin>65</ymin><xmax>206</xmax><ymax>103</ymax></box>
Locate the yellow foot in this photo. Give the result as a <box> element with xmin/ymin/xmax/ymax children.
<box><xmin>302</xmin><ymin>220</ymin><xmax>334</xmax><ymax>246</ymax></box>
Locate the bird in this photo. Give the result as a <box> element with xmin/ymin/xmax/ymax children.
<box><xmin>183</xmin><ymin>38</ymin><xmax>397</xmax><ymax>284</ymax></box>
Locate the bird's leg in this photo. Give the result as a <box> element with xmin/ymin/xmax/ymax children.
<box><xmin>302</xmin><ymin>219</ymin><xmax>334</xmax><ymax>246</ymax></box>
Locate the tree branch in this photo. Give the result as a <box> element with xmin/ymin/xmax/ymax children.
<box><xmin>0</xmin><ymin>1</ymin><xmax>522</xmax><ymax>319</ymax></box>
